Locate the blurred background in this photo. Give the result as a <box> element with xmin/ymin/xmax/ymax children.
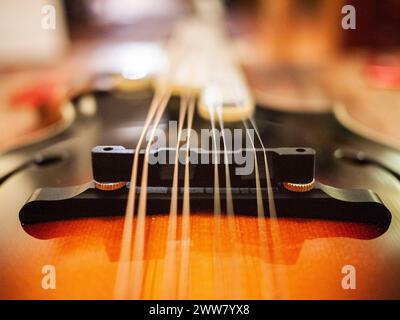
<box><xmin>0</xmin><ymin>0</ymin><xmax>399</xmax><ymax>152</ymax></box>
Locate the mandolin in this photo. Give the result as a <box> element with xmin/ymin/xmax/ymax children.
<box><xmin>1</xmin><ymin>1</ymin><xmax>400</xmax><ymax>301</ymax></box>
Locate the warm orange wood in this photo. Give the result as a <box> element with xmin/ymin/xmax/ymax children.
<box><xmin>1</xmin><ymin>212</ymin><xmax>399</xmax><ymax>300</ymax></box>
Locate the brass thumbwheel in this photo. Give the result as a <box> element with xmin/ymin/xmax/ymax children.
<box><xmin>94</xmin><ymin>181</ymin><xmax>127</xmax><ymax>191</ymax></box>
<box><xmin>283</xmin><ymin>179</ymin><xmax>315</xmax><ymax>192</ymax></box>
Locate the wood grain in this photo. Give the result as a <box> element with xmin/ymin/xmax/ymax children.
<box><xmin>1</xmin><ymin>213</ymin><xmax>399</xmax><ymax>299</ymax></box>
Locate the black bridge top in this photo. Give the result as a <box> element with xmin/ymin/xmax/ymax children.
<box><xmin>91</xmin><ymin>146</ymin><xmax>315</xmax><ymax>187</ymax></box>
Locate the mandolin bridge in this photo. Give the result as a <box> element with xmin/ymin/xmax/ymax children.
<box><xmin>19</xmin><ymin>146</ymin><xmax>391</xmax><ymax>228</ymax></box>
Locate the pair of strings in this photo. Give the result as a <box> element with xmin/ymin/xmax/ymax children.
<box><xmin>226</xmin><ymin>74</ymin><xmax>284</xmax><ymax>298</ymax></box>
<box><xmin>113</xmin><ymin>89</ymin><xmax>171</xmax><ymax>299</ymax></box>
<box><xmin>222</xmin><ymin>80</ymin><xmax>274</xmax><ymax>298</ymax></box>
<box><xmin>242</xmin><ymin>119</ymin><xmax>275</xmax><ymax>299</ymax></box>
<box><xmin>160</xmin><ymin>94</ymin><xmax>190</xmax><ymax>298</ymax></box>
<box><xmin>129</xmin><ymin>89</ymin><xmax>171</xmax><ymax>299</ymax></box>
<box><xmin>216</xmin><ymin>103</ymin><xmax>247</xmax><ymax>299</ymax></box>
<box><xmin>208</xmin><ymin>95</ymin><xmax>230</xmax><ymax>297</ymax></box>
<box><xmin>248</xmin><ymin>116</ymin><xmax>289</xmax><ymax>299</ymax></box>
<box><xmin>114</xmin><ymin>90</ymin><xmax>168</xmax><ymax>299</ymax></box>
<box><xmin>205</xmin><ymin>95</ymin><xmax>225</xmax><ymax>298</ymax></box>
<box><xmin>206</xmin><ymin>91</ymin><xmax>246</xmax><ymax>298</ymax></box>
<box><xmin>158</xmin><ymin>95</ymin><xmax>196</xmax><ymax>299</ymax></box>
<box><xmin>177</xmin><ymin>96</ymin><xmax>195</xmax><ymax>299</ymax></box>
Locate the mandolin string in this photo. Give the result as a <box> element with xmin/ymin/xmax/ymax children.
<box><xmin>114</xmin><ymin>90</ymin><xmax>165</xmax><ymax>299</ymax></box>
<box><xmin>249</xmin><ymin>116</ymin><xmax>289</xmax><ymax>299</ymax></box>
<box><xmin>205</xmin><ymin>95</ymin><xmax>226</xmax><ymax>298</ymax></box>
<box><xmin>243</xmin><ymin>119</ymin><xmax>274</xmax><ymax>299</ymax></box>
<box><xmin>177</xmin><ymin>96</ymin><xmax>195</xmax><ymax>299</ymax></box>
<box><xmin>215</xmin><ymin>101</ymin><xmax>245</xmax><ymax>299</ymax></box>
<box><xmin>215</xmin><ymin>109</ymin><xmax>234</xmax><ymax>216</ymax></box>
<box><xmin>160</xmin><ymin>94</ymin><xmax>189</xmax><ymax>299</ymax></box>
<box><xmin>128</xmin><ymin>90</ymin><xmax>171</xmax><ymax>299</ymax></box>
